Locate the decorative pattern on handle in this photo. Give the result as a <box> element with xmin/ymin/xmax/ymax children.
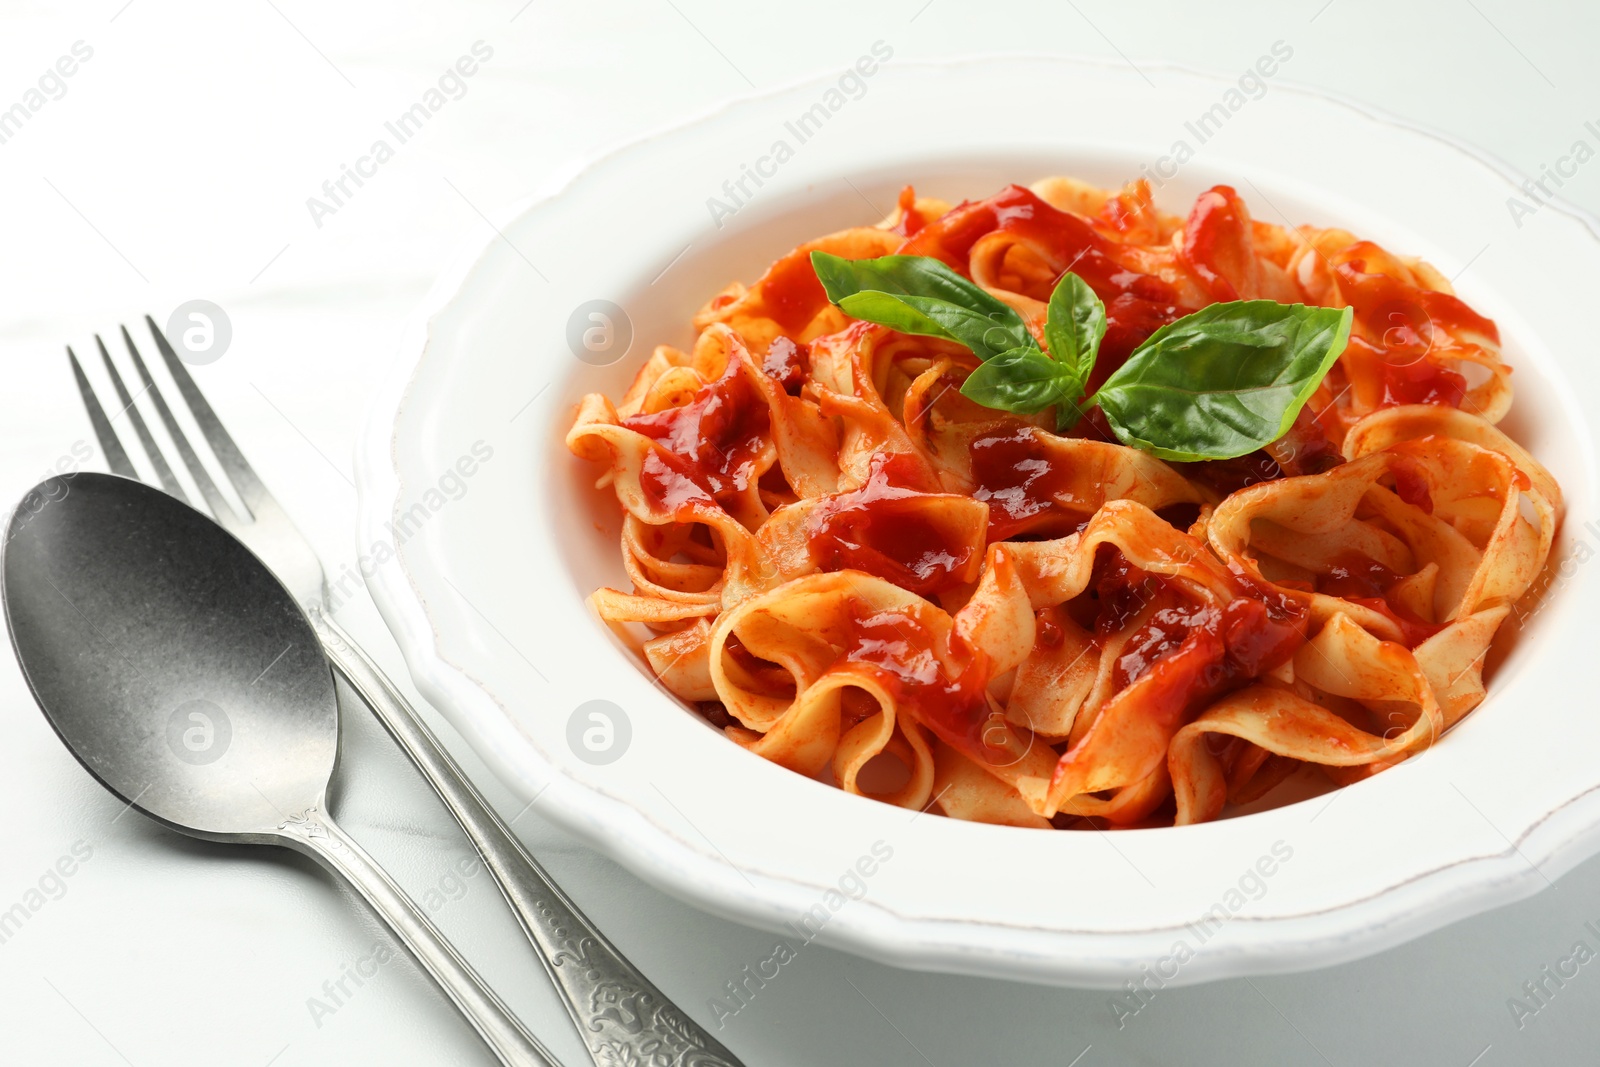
<box><xmin>279</xmin><ymin>807</ymin><xmax>344</xmax><ymax>849</ymax></box>
<box><xmin>532</xmin><ymin>896</ymin><xmax>739</xmax><ymax>1067</ymax></box>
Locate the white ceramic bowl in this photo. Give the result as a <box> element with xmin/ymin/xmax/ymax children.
<box><xmin>354</xmin><ymin>55</ymin><xmax>1600</xmax><ymax>987</ymax></box>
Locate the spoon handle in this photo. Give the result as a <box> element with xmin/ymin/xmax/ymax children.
<box><xmin>312</xmin><ymin>611</ymin><xmax>744</xmax><ymax>1067</ymax></box>
<box><xmin>275</xmin><ymin>805</ymin><xmax>559</xmax><ymax>1067</ymax></box>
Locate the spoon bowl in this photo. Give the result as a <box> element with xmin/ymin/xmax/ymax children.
<box><xmin>2</xmin><ymin>473</ymin><xmax>552</xmax><ymax>1067</ymax></box>
<box><xmin>4</xmin><ymin>472</ymin><xmax>335</xmax><ymax>839</ymax></box>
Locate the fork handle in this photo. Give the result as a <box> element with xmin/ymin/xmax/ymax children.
<box><xmin>310</xmin><ymin>611</ymin><xmax>745</xmax><ymax>1067</ymax></box>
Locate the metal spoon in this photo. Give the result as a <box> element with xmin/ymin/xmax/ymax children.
<box><xmin>2</xmin><ymin>473</ymin><xmax>557</xmax><ymax>1067</ymax></box>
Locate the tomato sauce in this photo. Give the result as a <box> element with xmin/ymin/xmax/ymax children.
<box><xmin>967</xmin><ymin>425</ymin><xmax>1104</xmax><ymax>542</ymax></box>
<box><xmin>1334</xmin><ymin>248</ymin><xmax>1499</xmax><ymax>345</ymax></box>
<box><xmin>1379</xmin><ymin>347</ymin><xmax>1468</xmax><ymax>408</ymax></box>
<box><xmin>636</xmin><ymin>449</ymin><xmax>718</xmax><ymax>519</ymax></box>
<box><xmin>1319</xmin><ymin>551</ymin><xmax>1402</xmax><ymax>600</ymax></box>
<box><xmin>888</xmin><ymin>184</ymin><xmax>927</xmax><ymax>237</ymax></box>
<box><xmin>1093</xmin><ymin>294</ymin><xmax>1185</xmax><ymax>388</ymax></box>
<box><xmin>840</xmin><ymin>599</ymin><xmax>1001</xmax><ymax>761</ymax></box>
<box><xmin>1180</xmin><ymin>185</ymin><xmax>1253</xmax><ymax>302</ymax></box>
<box><xmin>1332</xmin><ymin>250</ymin><xmax>1494</xmax><ymax>413</ymax></box>
<box><xmin>1090</xmin><ymin>548</ymin><xmax>1307</xmax><ymax>719</ymax></box>
<box><xmin>621</xmin><ymin>357</ymin><xmax>769</xmax><ymax>511</ymax></box>
<box><xmin>806</xmin><ymin>453</ymin><xmax>977</xmax><ymax>596</ymax></box>
<box><xmin>759</xmin><ymin>253</ymin><xmax>830</xmax><ymax>334</ymax></box>
<box><xmin>1117</xmin><ymin>592</ymin><xmax>1303</xmax><ymax>713</ymax></box>
<box><xmin>761</xmin><ymin>335</ymin><xmax>810</xmax><ymax>394</ymax></box>
<box><xmin>1182</xmin><ymin>452</ymin><xmax>1285</xmax><ymax>498</ymax></box>
<box><xmin>1316</xmin><ymin>550</ymin><xmax>1443</xmax><ymax>647</ymax></box>
<box><xmin>1389</xmin><ymin>457</ymin><xmax>1435</xmax><ymax>514</ymax></box>
<box><xmin>1094</xmin><ymin>550</ymin><xmax>1170</xmax><ymax>635</ymax></box>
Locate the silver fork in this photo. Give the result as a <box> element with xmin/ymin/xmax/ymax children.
<box><xmin>70</xmin><ymin>318</ymin><xmax>744</xmax><ymax>1067</ymax></box>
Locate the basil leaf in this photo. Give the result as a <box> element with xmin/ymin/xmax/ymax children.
<box><xmin>1041</xmin><ymin>271</ymin><xmax>1105</xmax><ymax>431</ymax></box>
<box><xmin>1091</xmin><ymin>301</ymin><xmax>1353</xmax><ymax>462</ymax></box>
<box><xmin>831</xmin><ymin>292</ymin><xmax>1022</xmax><ymax>360</ymax></box>
<box><xmin>811</xmin><ymin>251</ymin><xmax>1035</xmax><ymax>358</ymax></box>
<box><xmin>960</xmin><ymin>346</ymin><xmax>1074</xmax><ymax>415</ymax></box>
<box><xmin>811</xmin><ymin>251</ymin><xmax>1013</xmax><ymax>316</ymax></box>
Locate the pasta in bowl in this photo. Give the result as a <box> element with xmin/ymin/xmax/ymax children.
<box><xmin>567</xmin><ymin>176</ymin><xmax>1560</xmax><ymax>831</ymax></box>
<box><xmin>361</xmin><ymin>55</ymin><xmax>1600</xmax><ymax>985</ymax></box>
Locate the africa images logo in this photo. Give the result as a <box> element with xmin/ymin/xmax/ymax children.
<box><xmin>704</xmin><ymin>41</ymin><xmax>894</xmax><ymax>229</ymax></box>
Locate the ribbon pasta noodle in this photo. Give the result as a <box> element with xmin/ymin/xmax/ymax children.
<box><xmin>566</xmin><ymin>178</ymin><xmax>1560</xmax><ymax>829</ymax></box>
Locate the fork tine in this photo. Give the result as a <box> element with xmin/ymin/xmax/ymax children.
<box><xmin>68</xmin><ymin>347</ymin><xmax>139</xmax><ymax>481</ymax></box>
<box><xmin>94</xmin><ymin>334</ymin><xmax>189</xmax><ymax>503</ymax></box>
<box><xmin>144</xmin><ymin>315</ymin><xmax>266</xmax><ymax>512</ymax></box>
<box><xmin>119</xmin><ymin>324</ymin><xmax>243</xmax><ymax>527</ymax></box>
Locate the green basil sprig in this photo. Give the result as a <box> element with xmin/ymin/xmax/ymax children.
<box><xmin>1039</xmin><ymin>270</ymin><xmax>1104</xmax><ymax>431</ymax></box>
<box><xmin>810</xmin><ymin>251</ymin><xmax>1352</xmax><ymax>461</ymax></box>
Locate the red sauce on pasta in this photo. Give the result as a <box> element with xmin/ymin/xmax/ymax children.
<box><xmin>762</xmin><ymin>336</ymin><xmax>810</xmax><ymax>394</ymax></box>
<box><xmin>1379</xmin><ymin>353</ymin><xmax>1468</xmax><ymax>409</ymax></box>
<box><xmin>1345</xmin><ymin>598</ymin><xmax>1445</xmax><ymax>647</ymax></box>
<box><xmin>889</xmin><ymin>184</ymin><xmax>927</xmax><ymax>237</ymax></box>
<box><xmin>1180</xmin><ymin>185</ymin><xmax>1253</xmax><ymax>302</ymax></box>
<box><xmin>621</xmin><ymin>358</ymin><xmax>769</xmax><ymax>499</ymax></box>
<box><xmin>1318</xmin><ymin>550</ymin><xmax>1444</xmax><ymax>646</ymax></box>
<box><xmin>840</xmin><ymin>601</ymin><xmax>999</xmax><ymax>760</ymax></box>
<box><xmin>1094</xmin><ymin>294</ymin><xmax>1185</xmax><ymax>383</ymax></box>
<box><xmin>1389</xmin><ymin>459</ymin><xmax>1435</xmax><ymax>513</ymax></box>
<box><xmin>1320</xmin><ymin>551</ymin><xmax>1402</xmax><ymax>600</ymax></box>
<box><xmin>1097</xmin><ymin>552</ymin><xmax>1306</xmax><ymax>701</ymax></box>
<box><xmin>636</xmin><ymin>449</ymin><xmax>717</xmax><ymax>518</ymax></box>
<box><xmin>1090</xmin><ymin>590</ymin><xmax>1306</xmax><ymax>738</ymax></box>
<box><xmin>759</xmin><ymin>252</ymin><xmax>830</xmax><ymax>333</ymax></box>
<box><xmin>967</xmin><ymin>425</ymin><xmax>1088</xmax><ymax>541</ymax></box>
<box><xmin>1334</xmin><ymin>249</ymin><xmax>1499</xmax><ymax>344</ymax></box>
<box><xmin>806</xmin><ymin>453</ymin><xmax>979</xmax><ymax>596</ymax></box>
<box><xmin>1183</xmin><ymin>452</ymin><xmax>1285</xmax><ymax>498</ymax></box>
<box><xmin>1333</xmin><ymin>251</ymin><xmax>1492</xmax><ymax>414</ymax></box>
<box><xmin>1094</xmin><ymin>551</ymin><xmax>1169</xmax><ymax>635</ymax></box>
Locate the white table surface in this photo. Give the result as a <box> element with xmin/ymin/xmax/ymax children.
<box><xmin>1</xmin><ymin>1</ymin><xmax>1596</xmax><ymax>1063</ymax></box>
